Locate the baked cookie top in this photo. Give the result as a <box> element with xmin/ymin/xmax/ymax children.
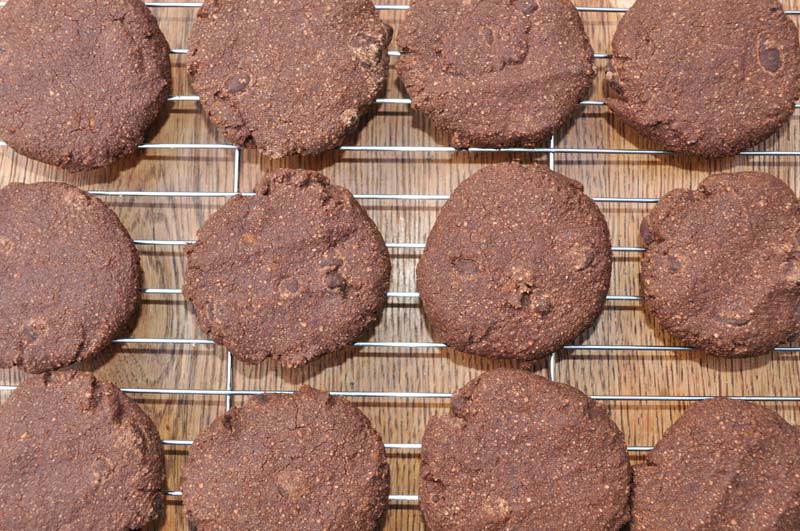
<box><xmin>420</xmin><ymin>369</ymin><xmax>632</xmax><ymax>530</ymax></box>
<box><xmin>188</xmin><ymin>0</ymin><xmax>391</xmax><ymax>157</ymax></box>
<box><xmin>0</xmin><ymin>182</ymin><xmax>141</xmax><ymax>373</ymax></box>
<box><xmin>607</xmin><ymin>0</ymin><xmax>800</xmax><ymax>157</ymax></box>
<box><xmin>184</xmin><ymin>169</ymin><xmax>391</xmax><ymax>367</ymax></box>
<box><xmin>417</xmin><ymin>162</ymin><xmax>611</xmax><ymax>360</ymax></box>
<box><xmin>397</xmin><ymin>0</ymin><xmax>595</xmax><ymax>148</ymax></box>
<box><xmin>641</xmin><ymin>172</ymin><xmax>800</xmax><ymax>357</ymax></box>
<box><xmin>0</xmin><ymin>0</ymin><xmax>171</xmax><ymax>171</ymax></box>
<box><xmin>182</xmin><ymin>386</ymin><xmax>390</xmax><ymax>530</ymax></box>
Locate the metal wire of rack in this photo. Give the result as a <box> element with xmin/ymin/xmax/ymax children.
<box><xmin>2</xmin><ymin>0</ymin><xmax>800</xmax><ymax>514</ymax></box>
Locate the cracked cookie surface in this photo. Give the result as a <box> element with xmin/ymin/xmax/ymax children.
<box><xmin>416</xmin><ymin>162</ymin><xmax>612</xmax><ymax>360</ymax></box>
<box><xmin>420</xmin><ymin>369</ymin><xmax>632</xmax><ymax>531</ymax></box>
<box><xmin>182</xmin><ymin>386</ymin><xmax>390</xmax><ymax>531</ymax></box>
<box><xmin>183</xmin><ymin>169</ymin><xmax>391</xmax><ymax>367</ymax></box>
<box><xmin>632</xmin><ymin>398</ymin><xmax>800</xmax><ymax>530</ymax></box>
<box><xmin>0</xmin><ymin>181</ymin><xmax>142</xmax><ymax>373</ymax></box>
<box><xmin>640</xmin><ymin>172</ymin><xmax>800</xmax><ymax>358</ymax></box>
<box><xmin>607</xmin><ymin>0</ymin><xmax>800</xmax><ymax>158</ymax></box>
<box><xmin>0</xmin><ymin>370</ymin><xmax>166</xmax><ymax>530</ymax></box>
<box><xmin>187</xmin><ymin>0</ymin><xmax>391</xmax><ymax>158</ymax></box>
<box><xmin>0</xmin><ymin>0</ymin><xmax>171</xmax><ymax>171</ymax></box>
<box><xmin>396</xmin><ymin>0</ymin><xmax>595</xmax><ymax>148</ymax></box>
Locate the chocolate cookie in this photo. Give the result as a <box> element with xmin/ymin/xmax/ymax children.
<box><xmin>640</xmin><ymin>172</ymin><xmax>800</xmax><ymax>358</ymax></box>
<box><xmin>416</xmin><ymin>162</ymin><xmax>611</xmax><ymax>360</ymax></box>
<box><xmin>187</xmin><ymin>0</ymin><xmax>391</xmax><ymax>158</ymax></box>
<box><xmin>0</xmin><ymin>0</ymin><xmax>171</xmax><ymax>171</ymax></box>
<box><xmin>396</xmin><ymin>0</ymin><xmax>595</xmax><ymax>148</ymax></box>
<box><xmin>607</xmin><ymin>0</ymin><xmax>800</xmax><ymax>158</ymax></box>
<box><xmin>633</xmin><ymin>398</ymin><xmax>800</xmax><ymax>530</ymax></box>
<box><xmin>0</xmin><ymin>370</ymin><xmax>166</xmax><ymax>530</ymax></box>
<box><xmin>183</xmin><ymin>169</ymin><xmax>391</xmax><ymax>367</ymax></box>
<box><xmin>182</xmin><ymin>386</ymin><xmax>390</xmax><ymax>530</ymax></box>
<box><xmin>420</xmin><ymin>369</ymin><xmax>631</xmax><ymax>530</ymax></box>
<box><xmin>0</xmin><ymin>182</ymin><xmax>142</xmax><ymax>373</ymax></box>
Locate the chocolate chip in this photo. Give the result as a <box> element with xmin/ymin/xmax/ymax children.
<box><xmin>278</xmin><ymin>277</ymin><xmax>300</xmax><ymax>297</ymax></box>
<box><xmin>519</xmin><ymin>292</ymin><xmax>531</xmax><ymax>307</ymax></box>
<box><xmin>759</xmin><ymin>47</ymin><xmax>782</xmax><ymax>73</ymax></box>
<box><xmin>715</xmin><ymin>311</ymin><xmax>751</xmax><ymax>326</ymax></box>
<box><xmin>453</xmin><ymin>257</ymin><xmax>480</xmax><ymax>274</ymax></box>
<box><xmin>225</xmin><ymin>72</ymin><xmax>251</xmax><ymax>93</ymax></box>
<box><xmin>325</xmin><ymin>271</ymin><xmax>347</xmax><ymax>290</ymax></box>
<box><xmin>483</xmin><ymin>27</ymin><xmax>494</xmax><ymax>45</ymax></box>
<box><xmin>514</xmin><ymin>0</ymin><xmax>538</xmax><ymax>15</ymax></box>
<box><xmin>574</xmin><ymin>249</ymin><xmax>595</xmax><ymax>271</ymax></box>
<box><xmin>21</xmin><ymin>323</ymin><xmax>39</xmax><ymax>343</ymax></box>
<box><xmin>320</xmin><ymin>255</ymin><xmax>344</xmax><ymax>273</ymax></box>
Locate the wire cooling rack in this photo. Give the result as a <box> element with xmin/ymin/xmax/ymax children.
<box><xmin>2</xmin><ymin>1</ymin><xmax>800</xmax><ymax>524</ymax></box>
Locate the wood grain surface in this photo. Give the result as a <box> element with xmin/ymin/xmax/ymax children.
<box><xmin>2</xmin><ymin>0</ymin><xmax>800</xmax><ymax>529</ymax></box>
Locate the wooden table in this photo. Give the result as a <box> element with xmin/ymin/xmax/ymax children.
<box><xmin>2</xmin><ymin>1</ymin><xmax>799</xmax><ymax>529</ymax></box>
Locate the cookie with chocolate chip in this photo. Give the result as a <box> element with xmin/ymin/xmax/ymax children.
<box><xmin>420</xmin><ymin>369</ymin><xmax>632</xmax><ymax>530</ymax></box>
<box><xmin>607</xmin><ymin>0</ymin><xmax>800</xmax><ymax>157</ymax></box>
<box><xmin>0</xmin><ymin>0</ymin><xmax>171</xmax><ymax>171</ymax></box>
<box><xmin>182</xmin><ymin>386</ymin><xmax>390</xmax><ymax>530</ymax></box>
<box><xmin>633</xmin><ymin>397</ymin><xmax>800</xmax><ymax>530</ymax></box>
<box><xmin>396</xmin><ymin>0</ymin><xmax>595</xmax><ymax>148</ymax></box>
<box><xmin>640</xmin><ymin>172</ymin><xmax>800</xmax><ymax>357</ymax></box>
<box><xmin>416</xmin><ymin>162</ymin><xmax>612</xmax><ymax>360</ymax></box>
<box><xmin>0</xmin><ymin>370</ymin><xmax>166</xmax><ymax>530</ymax></box>
<box><xmin>188</xmin><ymin>0</ymin><xmax>391</xmax><ymax>158</ymax></box>
<box><xmin>183</xmin><ymin>169</ymin><xmax>391</xmax><ymax>367</ymax></box>
<box><xmin>0</xmin><ymin>182</ymin><xmax>142</xmax><ymax>373</ymax></box>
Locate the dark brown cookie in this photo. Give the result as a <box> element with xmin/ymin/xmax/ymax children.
<box><xmin>607</xmin><ymin>0</ymin><xmax>800</xmax><ymax>158</ymax></box>
<box><xmin>0</xmin><ymin>370</ymin><xmax>166</xmax><ymax>530</ymax></box>
<box><xmin>182</xmin><ymin>386</ymin><xmax>390</xmax><ymax>530</ymax></box>
<box><xmin>0</xmin><ymin>0</ymin><xmax>171</xmax><ymax>171</ymax></box>
<box><xmin>0</xmin><ymin>182</ymin><xmax>142</xmax><ymax>373</ymax></box>
<box><xmin>187</xmin><ymin>0</ymin><xmax>391</xmax><ymax>158</ymax></box>
<box><xmin>420</xmin><ymin>369</ymin><xmax>631</xmax><ymax>530</ymax></box>
<box><xmin>416</xmin><ymin>162</ymin><xmax>612</xmax><ymax>360</ymax></box>
<box><xmin>183</xmin><ymin>169</ymin><xmax>391</xmax><ymax>367</ymax></box>
<box><xmin>633</xmin><ymin>398</ymin><xmax>800</xmax><ymax>530</ymax></box>
<box><xmin>396</xmin><ymin>0</ymin><xmax>595</xmax><ymax>148</ymax></box>
<box><xmin>640</xmin><ymin>172</ymin><xmax>800</xmax><ymax>358</ymax></box>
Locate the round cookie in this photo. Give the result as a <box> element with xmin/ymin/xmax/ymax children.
<box><xmin>640</xmin><ymin>172</ymin><xmax>800</xmax><ymax>358</ymax></box>
<box><xmin>0</xmin><ymin>182</ymin><xmax>142</xmax><ymax>373</ymax></box>
<box><xmin>182</xmin><ymin>386</ymin><xmax>390</xmax><ymax>530</ymax></box>
<box><xmin>0</xmin><ymin>0</ymin><xmax>171</xmax><ymax>171</ymax></box>
<box><xmin>187</xmin><ymin>0</ymin><xmax>391</xmax><ymax>158</ymax></box>
<box><xmin>606</xmin><ymin>0</ymin><xmax>800</xmax><ymax>158</ymax></box>
<box><xmin>0</xmin><ymin>370</ymin><xmax>166</xmax><ymax>530</ymax></box>
<box><xmin>420</xmin><ymin>369</ymin><xmax>631</xmax><ymax>530</ymax></box>
<box><xmin>416</xmin><ymin>162</ymin><xmax>612</xmax><ymax>360</ymax></box>
<box><xmin>183</xmin><ymin>169</ymin><xmax>391</xmax><ymax>367</ymax></box>
<box><xmin>632</xmin><ymin>398</ymin><xmax>800</xmax><ymax>530</ymax></box>
<box><xmin>396</xmin><ymin>0</ymin><xmax>595</xmax><ymax>148</ymax></box>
